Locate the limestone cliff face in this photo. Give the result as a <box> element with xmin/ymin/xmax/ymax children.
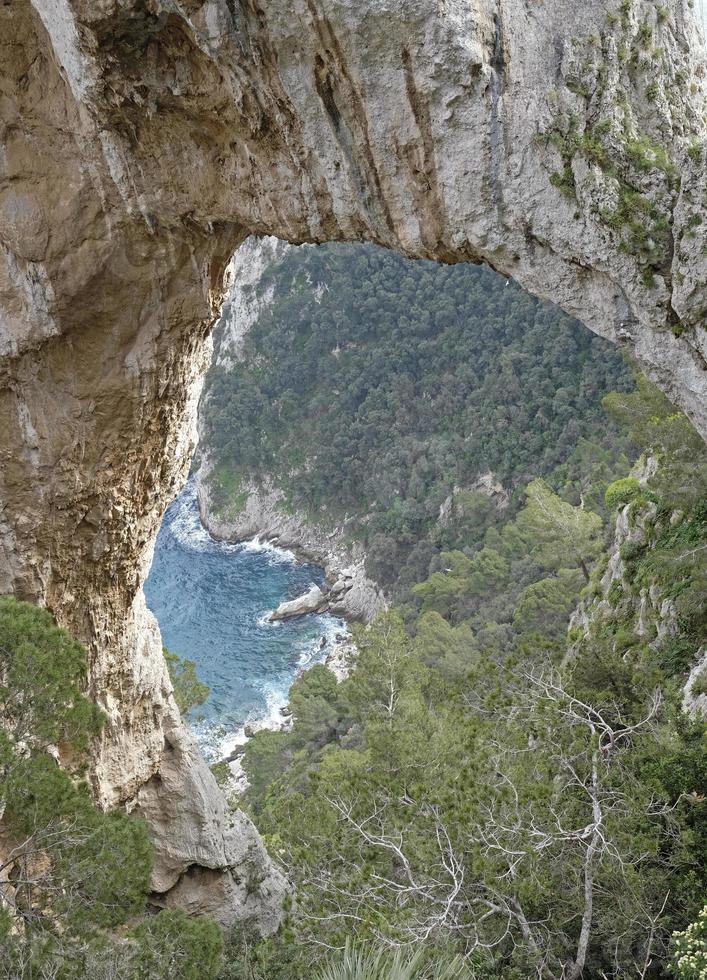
<box><xmin>1</xmin><ymin>0</ymin><xmax>706</xmax><ymax>926</ymax></box>
<box><xmin>568</xmin><ymin>457</ymin><xmax>705</xmax><ymax>722</ymax></box>
<box><xmin>214</xmin><ymin>236</ymin><xmax>291</xmax><ymax>368</ymax></box>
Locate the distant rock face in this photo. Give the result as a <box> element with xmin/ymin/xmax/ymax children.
<box><xmin>0</xmin><ymin>0</ymin><xmax>705</xmax><ymax>928</ymax></box>
<box><xmin>683</xmin><ymin>649</ymin><xmax>707</xmax><ymax>717</ymax></box>
<box><xmin>214</xmin><ymin>237</ymin><xmax>291</xmax><ymax>368</ymax></box>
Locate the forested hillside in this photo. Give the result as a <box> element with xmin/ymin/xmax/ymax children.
<box><xmin>230</xmin><ymin>375</ymin><xmax>707</xmax><ymax>979</ymax></box>
<box><xmin>198</xmin><ymin>242</ymin><xmax>706</xmax><ymax>978</ymax></box>
<box><xmin>202</xmin><ymin>243</ymin><xmax>634</xmax><ymax>595</ymax></box>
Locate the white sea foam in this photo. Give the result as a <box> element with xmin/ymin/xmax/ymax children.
<box><xmin>165</xmin><ymin>480</ymin><xmax>346</xmax><ymax>763</ymax></box>
<box><xmin>166</xmin><ymin>481</ymin><xmax>298</xmax><ymax>568</ymax></box>
<box><xmin>191</xmin><ymin>615</ymin><xmax>345</xmax><ymax>763</ymax></box>
<box><xmin>166</xmin><ymin>484</ymin><xmax>222</xmax><ymax>553</ymax></box>
<box><xmin>238</xmin><ymin>535</ymin><xmax>296</xmax><ymax>563</ymax></box>
<box><xmin>190</xmin><ymin>718</ymin><xmax>232</xmax><ymax>763</ymax></box>
<box><xmin>257</xmin><ymin>611</ymin><xmax>281</xmax><ymax>628</ymax></box>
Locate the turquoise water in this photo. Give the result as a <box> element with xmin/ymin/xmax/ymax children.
<box><xmin>144</xmin><ymin>481</ymin><xmax>342</xmax><ymax>759</ymax></box>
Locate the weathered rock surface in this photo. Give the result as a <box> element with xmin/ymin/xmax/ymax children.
<box><xmin>324</xmin><ymin>633</ymin><xmax>358</xmax><ymax>682</ymax></box>
<box><xmin>136</xmin><ymin>711</ymin><xmax>285</xmax><ymax>928</ymax></box>
<box><xmin>1</xmin><ymin>0</ymin><xmax>706</xmax><ymax>927</ymax></box>
<box><xmin>683</xmin><ymin>648</ymin><xmax>707</xmax><ymax>717</ymax></box>
<box><xmin>214</xmin><ymin>236</ymin><xmax>290</xmax><ymax>368</ymax></box>
<box><xmin>568</xmin><ymin>456</ymin><xmax>704</xmax><ymax>722</ymax></box>
<box><xmin>269</xmin><ymin>584</ymin><xmax>327</xmax><ymax>620</ymax></box>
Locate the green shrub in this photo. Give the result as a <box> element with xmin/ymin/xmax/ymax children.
<box><xmin>0</xmin><ymin>596</ymin><xmax>103</xmax><ymax>751</ymax></box>
<box><xmin>164</xmin><ymin>647</ymin><xmax>210</xmax><ymax>716</ymax></box>
<box><xmin>132</xmin><ymin>910</ymin><xmax>224</xmax><ymax>980</ymax></box>
<box><xmin>620</xmin><ymin>539</ymin><xmax>648</xmax><ymax>564</ymax></box>
<box><xmin>219</xmin><ymin>921</ymin><xmax>308</xmax><ymax>980</ymax></box>
<box><xmin>637</xmin><ymin>19</ymin><xmax>652</xmax><ymax>46</ymax></box>
<box><xmin>210</xmin><ymin>760</ymin><xmax>231</xmax><ymax>786</ymax></box>
<box><xmin>0</xmin><ymin>598</ymin><xmax>155</xmax><ymax>954</ymax></box>
<box><xmin>608</xmin><ymin>580</ymin><xmax>625</xmax><ymax>607</ymax></box>
<box><xmin>316</xmin><ymin>942</ymin><xmax>468</xmax><ymax>980</ymax></box>
<box><xmin>653</xmin><ymin>637</ymin><xmax>695</xmax><ymax>675</ymax></box>
<box><xmin>605</xmin><ymin>477</ymin><xmax>642</xmax><ymax>510</ymax></box>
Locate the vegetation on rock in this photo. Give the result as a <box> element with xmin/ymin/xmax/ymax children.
<box><xmin>164</xmin><ymin>646</ymin><xmax>210</xmax><ymax>716</ymax></box>
<box><xmin>0</xmin><ymin>600</ymin><xmax>222</xmax><ymax>980</ymax></box>
<box><xmin>223</xmin><ymin>377</ymin><xmax>706</xmax><ymax>978</ymax></box>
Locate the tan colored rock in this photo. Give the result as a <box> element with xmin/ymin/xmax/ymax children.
<box><xmin>0</xmin><ymin>0</ymin><xmax>706</xmax><ymax>928</ymax></box>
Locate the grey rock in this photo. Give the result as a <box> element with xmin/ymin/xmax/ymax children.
<box><xmin>683</xmin><ymin>648</ymin><xmax>707</xmax><ymax>718</ymax></box>
<box><xmin>269</xmin><ymin>585</ymin><xmax>327</xmax><ymax>620</ymax></box>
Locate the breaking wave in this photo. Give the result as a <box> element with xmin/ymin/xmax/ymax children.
<box><xmin>144</xmin><ymin>480</ymin><xmax>344</xmax><ymax>765</ymax></box>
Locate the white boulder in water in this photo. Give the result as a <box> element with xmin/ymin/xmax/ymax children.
<box><xmin>269</xmin><ymin>585</ymin><xmax>327</xmax><ymax>621</ymax></box>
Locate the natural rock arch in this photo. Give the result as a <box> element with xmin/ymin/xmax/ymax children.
<box><xmin>0</xmin><ymin>0</ymin><xmax>705</xmax><ymax>926</ymax></box>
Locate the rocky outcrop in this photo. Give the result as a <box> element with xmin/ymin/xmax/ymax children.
<box><xmin>196</xmin><ymin>468</ymin><xmax>385</xmax><ymax>624</ymax></box>
<box><xmin>214</xmin><ymin>237</ymin><xmax>291</xmax><ymax>368</ymax></box>
<box><xmin>269</xmin><ymin>584</ymin><xmax>327</xmax><ymax>620</ymax></box>
<box><xmin>1</xmin><ymin>0</ymin><xmax>706</xmax><ymax>928</ymax></box>
<box><xmin>683</xmin><ymin>649</ymin><xmax>707</xmax><ymax>717</ymax></box>
<box><xmin>136</xmin><ymin>711</ymin><xmax>286</xmax><ymax>928</ymax></box>
<box><xmin>568</xmin><ymin>457</ymin><xmax>705</xmax><ymax>720</ymax></box>
<box><xmin>323</xmin><ymin>632</ymin><xmax>358</xmax><ymax>682</ymax></box>
<box><xmin>4</xmin><ymin>1</ymin><xmax>706</xmax><ymax>429</ymax></box>
<box><xmin>438</xmin><ymin>474</ymin><xmax>510</xmax><ymax>527</ymax></box>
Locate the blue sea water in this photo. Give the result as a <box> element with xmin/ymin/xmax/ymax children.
<box><xmin>144</xmin><ymin>481</ymin><xmax>343</xmax><ymax>759</ymax></box>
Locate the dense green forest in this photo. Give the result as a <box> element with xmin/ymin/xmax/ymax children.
<box><xmin>202</xmin><ymin>244</ymin><xmax>634</xmax><ymax>595</ymax></box>
<box><xmin>229</xmin><ymin>376</ymin><xmax>707</xmax><ymax>979</ymax></box>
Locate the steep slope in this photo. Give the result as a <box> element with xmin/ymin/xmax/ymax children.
<box><xmin>229</xmin><ymin>385</ymin><xmax>706</xmax><ymax>974</ymax></box>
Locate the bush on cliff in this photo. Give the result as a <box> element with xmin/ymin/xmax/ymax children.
<box><xmin>0</xmin><ymin>598</ymin><xmax>222</xmax><ymax>980</ymax></box>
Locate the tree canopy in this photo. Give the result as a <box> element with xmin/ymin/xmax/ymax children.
<box><xmin>202</xmin><ymin>243</ymin><xmax>634</xmax><ymax>596</ymax></box>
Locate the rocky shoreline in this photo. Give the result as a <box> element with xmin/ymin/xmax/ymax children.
<box><xmin>193</xmin><ymin>461</ymin><xmax>385</xmax><ymax>782</ymax></box>
<box><xmin>194</xmin><ymin>462</ymin><xmax>385</xmax><ymax>626</ymax></box>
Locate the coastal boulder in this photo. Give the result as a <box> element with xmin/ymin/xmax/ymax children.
<box><xmin>269</xmin><ymin>585</ymin><xmax>328</xmax><ymax>621</ymax></box>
